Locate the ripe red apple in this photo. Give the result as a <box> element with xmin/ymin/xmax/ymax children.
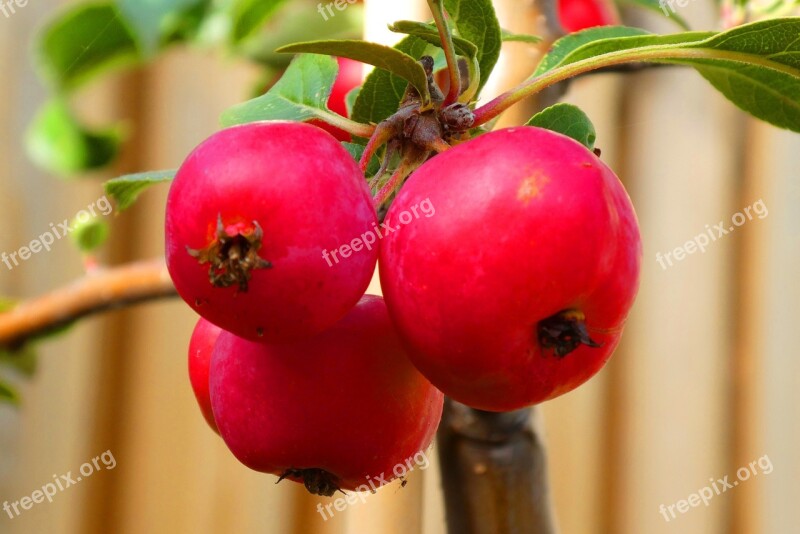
<box><xmin>188</xmin><ymin>317</ymin><xmax>222</xmax><ymax>433</ymax></box>
<box><xmin>210</xmin><ymin>295</ymin><xmax>444</xmax><ymax>495</ymax></box>
<box><xmin>558</xmin><ymin>0</ymin><xmax>619</xmax><ymax>32</ymax></box>
<box><xmin>165</xmin><ymin>121</ymin><xmax>377</xmax><ymax>343</ymax></box>
<box><xmin>311</xmin><ymin>57</ymin><xmax>363</xmax><ymax>142</ymax></box>
<box><xmin>379</xmin><ymin>126</ymin><xmax>642</xmax><ymax>412</ymax></box>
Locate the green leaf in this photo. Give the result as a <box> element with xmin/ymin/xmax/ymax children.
<box><xmin>25</xmin><ymin>100</ymin><xmax>125</xmax><ymax>176</ymax></box>
<box><xmin>443</xmin><ymin>0</ymin><xmax>502</xmax><ymax>92</ymax></box>
<box><xmin>539</xmin><ymin>20</ymin><xmax>800</xmax><ymax>132</ymax></box>
<box><xmin>104</xmin><ymin>169</ymin><xmax>176</xmax><ymax>211</ymax></box>
<box><xmin>526</xmin><ymin>103</ymin><xmax>596</xmax><ymax>149</ymax></box>
<box><xmin>682</xmin><ymin>19</ymin><xmax>800</xmax><ymax>132</ymax></box>
<box><xmin>501</xmin><ymin>29</ymin><xmax>542</xmax><ymax>44</ymax></box>
<box><xmin>229</xmin><ymin>0</ymin><xmax>289</xmax><ymax>44</ymax></box>
<box><xmin>535</xmin><ymin>26</ymin><xmax>654</xmax><ymax>75</ymax></box>
<box><xmin>70</xmin><ymin>217</ymin><xmax>110</xmax><ymax>253</ymax></box>
<box><xmin>345</xmin><ymin>86</ymin><xmax>361</xmax><ymax>117</ymax></box>
<box><xmin>37</xmin><ymin>2</ymin><xmax>141</xmax><ymax>91</ymax></box>
<box><xmin>616</xmin><ymin>0</ymin><xmax>690</xmax><ymax>30</ymax></box>
<box><xmin>389</xmin><ymin>20</ymin><xmax>478</xmax><ymax>58</ymax></box>
<box><xmin>276</xmin><ymin>40</ymin><xmax>430</xmax><ymax>105</ymax></box>
<box><xmin>341</xmin><ymin>142</ymin><xmax>380</xmax><ymax>175</ymax></box>
<box><xmin>222</xmin><ymin>54</ymin><xmax>338</xmax><ymax>125</ymax></box>
<box><xmin>0</xmin><ymin>381</ymin><xmax>19</xmax><ymax>406</ymax></box>
<box><xmin>351</xmin><ymin>35</ymin><xmax>430</xmax><ymax>127</ymax></box>
<box><xmin>117</xmin><ymin>0</ymin><xmax>208</xmax><ymax>55</ymax></box>
<box><xmin>540</xmin><ymin>30</ymin><xmax>714</xmax><ymax>74</ymax></box>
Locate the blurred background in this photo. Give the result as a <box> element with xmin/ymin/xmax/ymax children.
<box><xmin>1</xmin><ymin>0</ymin><xmax>798</xmax><ymax>533</ymax></box>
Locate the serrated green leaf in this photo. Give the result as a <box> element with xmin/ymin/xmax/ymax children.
<box><xmin>538</xmin><ymin>19</ymin><xmax>800</xmax><ymax>132</ymax></box>
<box><xmin>526</xmin><ymin>103</ymin><xmax>596</xmax><ymax>149</ymax></box>
<box><xmin>501</xmin><ymin>29</ymin><xmax>542</xmax><ymax>44</ymax></box>
<box><xmin>535</xmin><ymin>26</ymin><xmax>653</xmax><ymax>75</ymax></box>
<box><xmin>539</xmin><ymin>29</ymin><xmax>713</xmax><ymax>75</ymax></box>
<box><xmin>104</xmin><ymin>169</ymin><xmax>176</xmax><ymax>211</ymax></box>
<box><xmin>276</xmin><ymin>40</ymin><xmax>430</xmax><ymax>105</ymax></box>
<box><xmin>117</xmin><ymin>0</ymin><xmax>208</xmax><ymax>55</ymax></box>
<box><xmin>221</xmin><ymin>53</ymin><xmax>338</xmax><ymax>125</ymax></box>
<box><xmin>70</xmin><ymin>217</ymin><xmax>110</xmax><ymax>253</ymax></box>
<box><xmin>229</xmin><ymin>0</ymin><xmax>289</xmax><ymax>44</ymax></box>
<box><xmin>616</xmin><ymin>0</ymin><xmax>690</xmax><ymax>30</ymax></box>
<box><xmin>351</xmin><ymin>35</ymin><xmax>430</xmax><ymax>127</ymax></box>
<box><xmin>37</xmin><ymin>2</ymin><xmax>141</xmax><ymax>92</ymax></box>
<box><xmin>389</xmin><ymin>20</ymin><xmax>478</xmax><ymax>58</ymax></box>
<box><xmin>443</xmin><ymin>0</ymin><xmax>502</xmax><ymax>92</ymax></box>
<box><xmin>25</xmin><ymin>100</ymin><xmax>125</xmax><ymax>176</ymax></box>
<box><xmin>0</xmin><ymin>381</ymin><xmax>19</xmax><ymax>406</ymax></box>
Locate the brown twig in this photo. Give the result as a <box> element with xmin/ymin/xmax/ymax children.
<box><xmin>0</xmin><ymin>258</ymin><xmax>177</xmax><ymax>350</ymax></box>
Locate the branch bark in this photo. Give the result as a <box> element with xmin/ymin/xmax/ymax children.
<box><xmin>0</xmin><ymin>258</ymin><xmax>177</xmax><ymax>349</ymax></box>
<box><xmin>437</xmin><ymin>399</ymin><xmax>557</xmax><ymax>534</ymax></box>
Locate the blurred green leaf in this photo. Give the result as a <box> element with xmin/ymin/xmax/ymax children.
<box><xmin>221</xmin><ymin>54</ymin><xmax>338</xmax><ymax>125</ymax></box>
<box><xmin>242</xmin><ymin>1</ymin><xmax>362</xmax><ymax>69</ymax></box>
<box><xmin>25</xmin><ymin>100</ymin><xmax>125</xmax><ymax>176</ymax></box>
<box><xmin>229</xmin><ymin>0</ymin><xmax>289</xmax><ymax>44</ymax></box>
<box><xmin>104</xmin><ymin>169</ymin><xmax>176</xmax><ymax>211</ymax></box>
<box><xmin>0</xmin><ymin>381</ymin><xmax>19</xmax><ymax>406</ymax></box>
<box><xmin>0</xmin><ymin>299</ymin><xmax>15</xmax><ymax>313</ymax></box>
<box><xmin>526</xmin><ymin>103</ymin><xmax>596</xmax><ymax>150</ymax></box>
<box><xmin>616</xmin><ymin>0</ymin><xmax>690</xmax><ymax>30</ymax></box>
<box><xmin>277</xmin><ymin>40</ymin><xmax>430</xmax><ymax>105</ymax></box>
<box><xmin>70</xmin><ymin>217</ymin><xmax>110</xmax><ymax>253</ymax></box>
<box><xmin>0</xmin><ymin>345</ymin><xmax>37</xmax><ymax>378</ymax></box>
<box><xmin>117</xmin><ymin>0</ymin><xmax>209</xmax><ymax>55</ymax></box>
<box><xmin>37</xmin><ymin>2</ymin><xmax>141</xmax><ymax>92</ymax></box>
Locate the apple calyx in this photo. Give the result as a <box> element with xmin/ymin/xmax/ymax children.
<box><xmin>277</xmin><ymin>468</ymin><xmax>343</xmax><ymax>497</ymax></box>
<box><xmin>537</xmin><ymin>309</ymin><xmax>602</xmax><ymax>358</ymax></box>
<box><xmin>187</xmin><ymin>214</ymin><xmax>272</xmax><ymax>291</ymax></box>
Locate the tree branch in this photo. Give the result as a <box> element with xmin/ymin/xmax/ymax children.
<box><xmin>0</xmin><ymin>258</ymin><xmax>177</xmax><ymax>350</ymax></box>
<box><xmin>437</xmin><ymin>399</ymin><xmax>557</xmax><ymax>534</ymax></box>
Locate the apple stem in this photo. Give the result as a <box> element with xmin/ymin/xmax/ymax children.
<box><xmin>428</xmin><ymin>0</ymin><xmax>461</xmax><ymax>107</ymax></box>
<box><xmin>312</xmin><ymin>109</ymin><xmax>376</xmax><ymax>138</ymax></box>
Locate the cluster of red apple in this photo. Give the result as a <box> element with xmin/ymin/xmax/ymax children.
<box><xmin>164</xmin><ymin>116</ymin><xmax>641</xmax><ymax>496</ymax></box>
<box><xmin>163</xmin><ymin>3</ymin><xmax>637</xmax><ymax>496</ymax></box>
